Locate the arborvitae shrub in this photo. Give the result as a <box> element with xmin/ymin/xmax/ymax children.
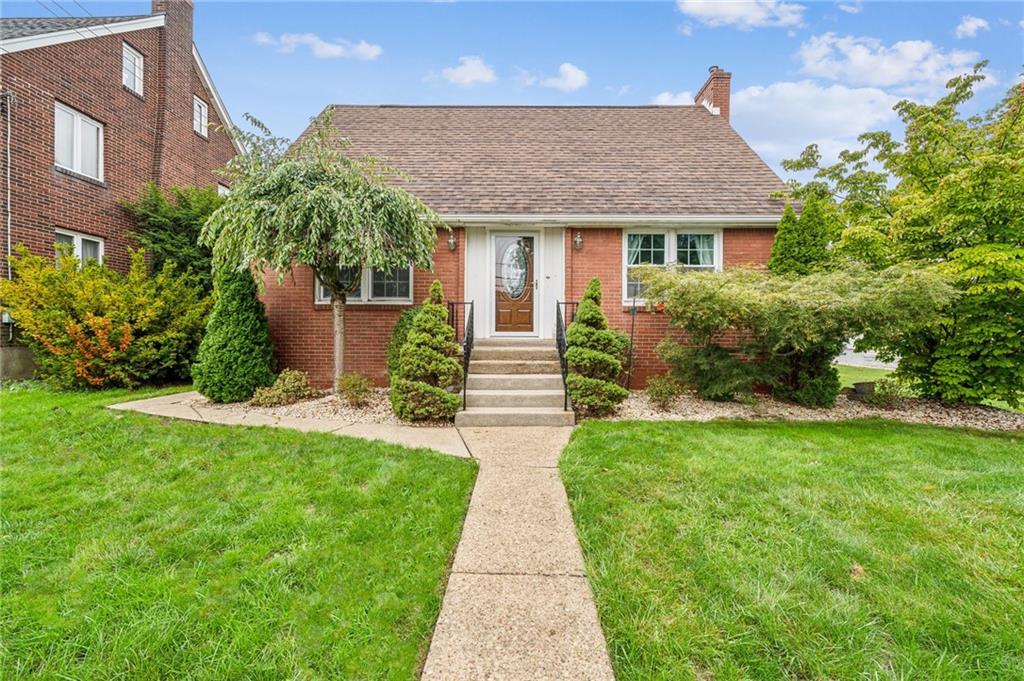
<box><xmin>565</xmin><ymin>278</ymin><xmax>629</xmax><ymax>415</ymax></box>
<box><xmin>387</xmin><ymin>305</ymin><xmax>421</xmax><ymax>378</ymax></box>
<box><xmin>192</xmin><ymin>268</ymin><xmax>276</xmax><ymax>402</ymax></box>
<box><xmin>389</xmin><ymin>281</ymin><xmax>463</xmax><ymax>421</ymax></box>
<box><xmin>768</xmin><ymin>198</ymin><xmax>835</xmax><ymax>275</ymax></box>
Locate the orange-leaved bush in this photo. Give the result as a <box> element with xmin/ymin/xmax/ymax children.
<box><xmin>0</xmin><ymin>246</ymin><xmax>209</xmax><ymax>388</ymax></box>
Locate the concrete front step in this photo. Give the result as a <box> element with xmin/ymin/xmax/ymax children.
<box><xmin>471</xmin><ymin>346</ymin><xmax>560</xmax><ymax>362</ymax></box>
<box><xmin>473</xmin><ymin>338</ymin><xmax>555</xmax><ymax>347</ymax></box>
<box><xmin>455</xmin><ymin>407</ymin><xmax>576</xmax><ymax>427</ymax></box>
<box><xmin>469</xmin><ymin>359</ymin><xmax>562</xmax><ymax>375</ymax></box>
<box><xmin>466</xmin><ymin>389</ymin><xmax>565</xmax><ymax>408</ymax></box>
<box><xmin>466</xmin><ymin>373</ymin><xmax>565</xmax><ymax>391</ymax></box>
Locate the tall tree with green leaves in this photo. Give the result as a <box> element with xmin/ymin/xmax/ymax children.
<box><xmin>782</xmin><ymin>64</ymin><xmax>1023</xmax><ymax>406</ymax></box>
<box><xmin>200</xmin><ymin>113</ymin><xmax>444</xmax><ymax>385</ymax></box>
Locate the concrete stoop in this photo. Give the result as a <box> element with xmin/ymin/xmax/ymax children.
<box><xmin>455</xmin><ymin>340</ymin><xmax>575</xmax><ymax>427</ymax></box>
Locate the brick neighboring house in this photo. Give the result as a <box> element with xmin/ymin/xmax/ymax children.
<box><xmin>0</xmin><ymin>0</ymin><xmax>239</xmax><ymax>378</ymax></box>
<box><xmin>264</xmin><ymin>66</ymin><xmax>787</xmax><ymax>390</ymax></box>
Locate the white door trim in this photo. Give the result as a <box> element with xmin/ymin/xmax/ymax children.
<box><xmin>488</xmin><ymin>229</ymin><xmax>543</xmax><ymax>337</ymax></box>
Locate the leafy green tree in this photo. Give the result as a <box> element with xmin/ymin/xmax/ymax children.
<box><xmin>566</xmin><ymin>278</ymin><xmax>629</xmax><ymax>415</ymax></box>
<box><xmin>192</xmin><ymin>268</ymin><xmax>276</xmax><ymax>403</ymax></box>
<box><xmin>782</xmin><ymin>64</ymin><xmax>1024</xmax><ymax>406</ymax></box>
<box><xmin>123</xmin><ymin>183</ymin><xmax>223</xmax><ymax>294</ymax></box>
<box><xmin>200</xmin><ymin>113</ymin><xmax>444</xmax><ymax>386</ymax></box>
<box><xmin>768</xmin><ymin>197</ymin><xmax>835</xmax><ymax>275</ymax></box>
<box><xmin>389</xmin><ymin>281</ymin><xmax>463</xmax><ymax>421</ymax></box>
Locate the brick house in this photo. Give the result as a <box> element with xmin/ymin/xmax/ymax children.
<box><xmin>0</xmin><ymin>0</ymin><xmax>238</xmax><ymax>377</ymax></box>
<box><xmin>263</xmin><ymin>66</ymin><xmax>787</xmax><ymax>399</ymax></box>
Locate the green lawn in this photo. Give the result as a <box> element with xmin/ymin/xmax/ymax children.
<box><xmin>834</xmin><ymin>363</ymin><xmax>892</xmax><ymax>387</ymax></box>
<box><xmin>561</xmin><ymin>419</ymin><xmax>1024</xmax><ymax>681</ymax></box>
<box><xmin>1</xmin><ymin>384</ymin><xmax>477</xmax><ymax>680</ymax></box>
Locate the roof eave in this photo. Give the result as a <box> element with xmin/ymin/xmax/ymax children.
<box><xmin>0</xmin><ymin>15</ymin><xmax>165</xmax><ymax>54</ymax></box>
<box><xmin>440</xmin><ymin>213</ymin><xmax>781</xmax><ymax>227</ymax></box>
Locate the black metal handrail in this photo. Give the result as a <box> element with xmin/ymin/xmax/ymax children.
<box><xmin>556</xmin><ymin>301</ymin><xmax>579</xmax><ymax>411</ymax></box>
<box><xmin>447</xmin><ymin>300</ymin><xmax>474</xmax><ymax>409</ymax></box>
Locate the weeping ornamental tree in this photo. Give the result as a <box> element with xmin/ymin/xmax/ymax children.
<box><xmin>200</xmin><ymin>114</ymin><xmax>444</xmax><ymax>385</ymax></box>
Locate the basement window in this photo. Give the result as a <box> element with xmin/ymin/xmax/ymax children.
<box><xmin>122</xmin><ymin>42</ymin><xmax>144</xmax><ymax>95</ymax></box>
<box><xmin>193</xmin><ymin>96</ymin><xmax>209</xmax><ymax>137</ymax></box>
<box><xmin>54</xmin><ymin>103</ymin><xmax>103</xmax><ymax>180</ymax></box>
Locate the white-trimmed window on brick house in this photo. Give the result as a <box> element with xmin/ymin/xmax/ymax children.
<box><xmin>193</xmin><ymin>96</ymin><xmax>209</xmax><ymax>137</ymax></box>
<box><xmin>315</xmin><ymin>266</ymin><xmax>414</xmax><ymax>304</ymax></box>
<box><xmin>122</xmin><ymin>42</ymin><xmax>144</xmax><ymax>95</ymax></box>
<box><xmin>55</xmin><ymin>229</ymin><xmax>103</xmax><ymax>265</ymax></box>
<box><xmin>54</xmin><ymin>103</ymin><xmax>103</xmax><ymax>180</ymax></box>
<box><xmin>623</xmin><ymin>228</ymin><xmax>722</xmax><ymax>302</ymax></box>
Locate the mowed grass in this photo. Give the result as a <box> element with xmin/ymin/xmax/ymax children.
<box><xmin>1</xmin><ymin>384</ymin><xmax>477</xmax><ymax>680</ymax></box>
<box><xmin>561</xmin><ymin>419</ymin><xmax>1024</xmax><ymax>680</ymax></box>
<box><xmin>835</xmin><ymin>363</ymin><xmax>891</xmax><ymax>388</ymax></box>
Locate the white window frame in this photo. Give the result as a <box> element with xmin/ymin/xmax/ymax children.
<box><xmin>622</xmin><ymin>228</ymin><xmax>723</xmax><ymax>304</ymax></box>
<box><xmin>193</xmin><ymin>96</ymin><xmax>209</xmax><ymax>137</ymax></box>
<box><xmin>53</xmin><ymin>102</ymin><xmax>104</xmax><ymax>181</ymax></box>
<box><xmin>122</xmin><ymin>42</ymin><xmax>144</xmax><ymax>95</ymax></box>
<box><xmin>55</xmin><ymin>228</ymin><xmax>104</xmax><ymax>265</ymax></box>
<box><xmin>314</xmin><ymin>266</ymin><xmax>415</xmax><ymax>305</ymax></box>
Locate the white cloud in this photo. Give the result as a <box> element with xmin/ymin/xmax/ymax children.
<box><xmin>678</xmin><ymin>23</ymin><xmax>695</xmax><ymax>37</ymax></box>
<box><xmin>732</xmin><ymin>80</ymin><xmax>899</xmax><ymax>167</ymax></box>
<box><xmin>676</xmin><ymin>0</ymin><xmax>805</xmax><ymax>30</ymax></box>
<box><xmin>540</xmin><ymin>62</ymin><xmax>589</xmax><ymax>92</ymax></box>
<box><xmin>607</xmin><ymin>84</ymin><xmax>632</xmax><ymax>96</ymax></box>
<box><xmin>796</xmin><ymin>32</ymin><xmax>991</xmax><ymax>95</ymax></box>
<box><xmin>837</xmin><ymin>1</ymin><xmax>862</xmax><ymax>14</ymax></box>
<box><xmin>441</xmin><ymin>56</ymin><xmax>497</xmax><ymax>86</ymax></box>
<box><xmin>253</xmin><ymin>32</ymin><xmax>382</xmax><ymax>60</ymax></box>
<box><xmin>954</xmin><ymin>15</ymin><xmax>990</xmax><ymax>38</ymax></box>
<box><xmin>650</xmin><ymin>90</ymin><xmax>694</xmax><ymax>105</ymax></box>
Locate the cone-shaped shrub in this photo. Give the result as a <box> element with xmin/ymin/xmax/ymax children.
<box><xmin>768</xmin><ymin>198</ymin><xmax>835</xmax><ymax>275</ymax></box>
<box><xmin>565</xmin><ymin>278</ymin><xmax>629</xmax><ymax>415</ymax></box>
<box><xmin>192</xmin><ymin>268</ymin><xmax>276</xmax><ymax>403</ymax></box>
<box><xmin>389</xmin><ymin>280</ymin><xmax>464</xmax><ymax>421</ymax></box>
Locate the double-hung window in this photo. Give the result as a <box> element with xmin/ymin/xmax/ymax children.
<box><xmin>55</xmin><ymin>229</ymin><xmax>103</xmax><ymax>265</ymax></box>
<box><xmin>122</xmin><ymin>43</ymin><xmax>144</xmax><ymax>95</ymax></box>
<box><xmin>315</xmin><ymin>266</ymin><xmax>413</xmax><ymax>304</ymax></box>
<box><xmin>623</xmin><ymin>228</ymin><xmax>722</xmax><ymax>302</ymax></box>
<box><xmin>193</xmin><ymin>96</ymin><xmax>209</xmax><ymax>137</ymax></box>
<box><xmin>54</xmin><ymin>103</ymin><xmax>103</xmax><ymax>180</ymax></box>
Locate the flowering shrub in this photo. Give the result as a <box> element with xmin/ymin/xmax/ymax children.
<box><xmin>0</xmin><ymin>247</ymin><xmax>208</xmax><ymax>388</ymax></box>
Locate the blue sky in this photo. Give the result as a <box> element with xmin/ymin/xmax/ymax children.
<box><xmin>8</xmin><ymin>1</ymin><xmax>1024</xmax><ymax>176</ymax></box>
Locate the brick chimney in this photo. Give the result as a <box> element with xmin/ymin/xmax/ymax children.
<box><xmin>694</xmin><ymin>65</ymin><xmax>731</xmax><ymax>122</ymax></box>
<box><xmin>150</xmin><ymin>0</ymin><xmax>195</xmax><ymax>186</ymax></box>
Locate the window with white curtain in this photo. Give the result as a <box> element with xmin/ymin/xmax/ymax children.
<box><xmin>623</xmin><ymin>228</ymin><xmax>722</xmax><ymax>302</ymax></box>
<box><xmin>193</xmin><ymin>96</ymin><xmax>209</xmax><ymax>137</ymax></box>
<box><xmin>122</xmin><ymin>43</ymin><xmax>144</xmax><ymax>95</ymax></box>
<box><xmin>55</xmin><ymin>229</ymin><xmax>104</xmax><ymax>265</ymax></box>
<box><xmin>315</xmin><ymin>266</ymin><xmax>413</xmax><ymax>304</ymax></box>
<box><xmin>54</xmin><ymin>103</ymin><xmax>103</xmax><ymax>180</ymax></box>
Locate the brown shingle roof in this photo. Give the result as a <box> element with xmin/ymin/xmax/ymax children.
<box><xmin>322</xmin><ymin>105</ymin><xmax>786</xmax><ymax>218</ymax></box>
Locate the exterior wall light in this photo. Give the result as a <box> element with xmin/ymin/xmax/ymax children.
<box><xmin>573</xmin><ymin>231</ymin><xmax>583</xmax><ymax>250</ymax></box>
<box><xmin>447</xmin><ymin>232</ymin><xmax>458</xmax><ymax>251</ymax></box>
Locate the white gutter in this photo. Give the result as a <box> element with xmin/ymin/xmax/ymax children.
<box><xmin>192</xmin><ymin>45</ymin><xmax>243</xmax><ymax>154</ymax></box>
<box><xmin>0</xmin><ymin>15</ymin><xmax>166</xmax><ymax>54</ymax></box>
<box><xmin>440</xmin><ymin>213</ymin><xmax>780</xmax><ymax>226</ymax></box>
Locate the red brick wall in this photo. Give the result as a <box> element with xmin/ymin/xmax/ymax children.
<box><xmin>0</xmin><ymin>0</ymin><xmax>235</xmax><ymax>278</ymax></box>
<box><xmin>565</xmin><ymin>226</ymin><xmax>775</xmax><ymax>387</ymax></box>
<box><xmin>260</xmin><ymin>228</ymin><xmax>465</xmax><ymax>388</ymax></box>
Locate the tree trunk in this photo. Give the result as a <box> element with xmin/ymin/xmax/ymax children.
<box><xmin>332</xmin><ymin>293</ymin><xmax>346</xmax><ymax>387</ymax></box>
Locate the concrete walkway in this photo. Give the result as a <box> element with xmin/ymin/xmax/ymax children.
<box><xmin>108</xmin><ymin>391</ymin><xmax>470</xmax><ymax>458</ymax></box>
<box><xmin>421</xmin><ymin>427</ymin><xmax>615</xmax><ymax>681</ymax></box>
<box><xmin>108</xmin><ymin>395</ymin><xmax>615</xmax><ymax>679</ymax></box>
